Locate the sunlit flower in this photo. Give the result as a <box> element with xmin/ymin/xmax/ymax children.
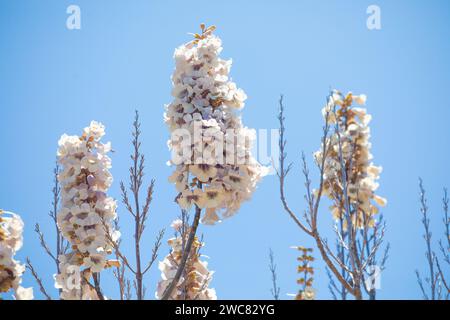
<box><xmin>198</xmin><ymin>187</ymin><xmax>225</xmax><ymax>209</ymax></box>
<box><xmin>55</xmin><ymin>121</ymin><xmax>119</xmax><ymax>300</ymax></box>
<box><xmin>0</xmin><ymin>210</ymin><xmax>33</xmax><ymax>300</ymax></box>
<box><xmin>316</xmin><ymin>90</ymin><xmax>386</xmax><ymax>229</ymax></box>
<box><xmin>156</xmin><ymin>220</ymin><xmax>217</xmax><ymax>300</ymax></box>
<box><xmin>165</xmin><ymin>25</ymin><xmax>266</xmax><ymax>224</ymax></box>
<box><xmin>171</xmin><ymin>219</ymin><xmax>184</xmax><ymax>231</ymax></box>
<box><xmin>178</xmin><ymin>189</ymin><xmax>205</xmax><ymax>210</ymax></box>
<box><xmin>189</xmin><ymin>164</ymin><xmax>218</xmax><ymax>183</ymax></box>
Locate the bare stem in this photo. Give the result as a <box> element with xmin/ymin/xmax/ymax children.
<box><xmin>92</xmin><ymin>273</ymin><xmax>105</xmax><ymax>300</ymax></box>
<box><xmin>277</xmin><ymin>94</ymin><xmax>356</xmax><ymax>297</ymax></box>
<box><xmin>117</xmin><ymin>110</ymin><xmax>161</xmax><ymax>300</ymax></box>
<box><xmin>161</xmin><ymin>205</ymin><xmax>202</xmax><ymax>300</ymax></box>
<box><xmin>26</xmin><ymin>258</ymin><xmax>52</xmax><ymax>300</ymax></box>
<box><xmin>417</xmin><ymin>178</ymin><xmax>437</xmax><ymax>300</ymax></box>
<box><xmin>268</xmin><ymin>248</ymin><xmax>281</xmax><ymax>300</ymax></box>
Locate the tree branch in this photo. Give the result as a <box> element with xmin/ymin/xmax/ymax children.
<box><xmin>161</xmin><ymin>205</ymin><xmax>202</xmax><ymax>300</ymax></box>
<box><xmin>26</xmin><ymin>258</ymin><xmax>52</xmax><ymax>300</ymax></box>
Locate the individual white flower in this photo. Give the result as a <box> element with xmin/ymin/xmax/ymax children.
<box><xmin>354</xmin><ymin>94</ymin><xmax>367</xmax><ymax>105</ymax></box>
<box><xmin>15</xmin><ymin>286</ymin><xmax>34</xmax><ymax>300</ymax></box>
<box><xmin>178</xmin><ymin>189</ymin><xmax>205</xmax><ymax>210</ymax></box>
<box><xmin>170</xmin><ymin>219</ymin><xmax>184</xmax><ymax>231</ymax></box>
<box><xmin>83</xmin><ymin>254</ymin><xmax>106</xmax><ymax>273</ymax></box>
<box><xmin>300</xmin><ymin>287</ymin><xmax>316</xmax><ymax>300</ymax></box>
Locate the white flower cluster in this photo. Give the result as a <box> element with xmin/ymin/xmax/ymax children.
<box><xmin>55</xmin><ymin>121</ymin><xmax>120</xmax><ymax>300</ymax></box>
<box><xmin>156</xmin><ymin>219</ymin><xmax>217</xmax><ymax>300</ymax></box>
<box><xmin>315</xmin><ymin>91</ymin><xmax>387</xmax><ymax>228</ymax></box>
<box><xmin>165</xmin><ymin>25</ymin><xmax>266</xmax><ymax>224</ymax></box>
<box><xmin>0</xmin><ymin>210</ymin><xmax>34</xmax><ymax>300</ymax></box>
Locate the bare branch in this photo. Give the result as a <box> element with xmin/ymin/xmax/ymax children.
<box><xmin>120</xmin><ymin>182</ymin><xmax>135</xmax><ymax>218</ymax></box>
<box><xmin>34</xmin><ymin>223</ymin><xmax>57</xmax><ymax>264</ymax></box>
<box><xmin>435</xmin><ymin>256</ymin><xmax>450</xmax><ymax>295</ymax></box>
<box><xmin>143</xmin><ymin>229</ymin><xmax>166</xmax><ymax>275</ymax></box>
<box><xmin>277</xmin><ymin>95</ymin><xmax>313</xmax><ymax>236</ymax></box>
<box><xmin>268</xmin><ymin>249</ymin><xmax>281</xmax><ymax>300</ymax></box>
<box><xmin>417</xmin><ymin>178</ymin><xmax>437</xmax><ymax>300</ymax></box>
<box><xmin>92</xmin><ymin>273</ymin><xmax>105</xmax><ymax>300</ymax></box>
<box><xmin>26</xmin><ymin>258</ymin><xmax>52</xmax><ymax>300</ymax></box>
<box><xmin>116</xmin><ymin>110</ymin><xmax>161</xmax><ymax>300</ymax></box>
<box><xmin>276</xmin><ymin>93</ymin><xmax>356</xmax><ymax>297</ymax></box>
<box><xmin>161</xmin><ymin>205</ymin><xmax>202</xmax><ymax>300</ymax></box>
<box><xmin>326</xmin><ymin>267</ymin><xmax>339</xmax><ymax>300</ymax></box>
<box><xmin>416</xmin><ymin>270</ymin><xmax>429</xmax><ymax>300</ymax></box>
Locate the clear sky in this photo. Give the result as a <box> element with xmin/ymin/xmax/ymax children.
<box><xmin>1</xmin><ymin>0</ymin><xmax>450</xmax><ymax>300</ymax></box>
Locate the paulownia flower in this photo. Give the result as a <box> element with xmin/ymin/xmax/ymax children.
<box><xmin>165</xmin><ymin>25</ymin><xmax>267</xmax><ymax>224</ymax></box>
<box><xmin>0</xmin><ymin>209</ymin><xmax>33</xmax><ymax>300</ymax></box>
<box><xmin>55</xmin><ymin>121</ymin><xmax>119</xmax><ymax>300</ymax></box>
<box><xmin>315</xmin><ymin>90</ymin><xmax>386</xmax><ymax>229</ymax></box>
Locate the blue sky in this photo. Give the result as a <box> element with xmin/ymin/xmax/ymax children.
<box><xmin>1</xmin><ymin>0</ymin><xmax>450</xmax><ymax>300</ymax></box>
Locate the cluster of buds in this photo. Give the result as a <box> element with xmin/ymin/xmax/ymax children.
<box><xmin>165</xmin><ymin>24</ymin><xmax>266</xmax><ymax>225</ymax></box>
<box><xmin>315</xmin><ymin>90</ymin><xmax>387</xmax><ymax>228</ymax></box>
<box><xmin>156</xmin><ymin>219</ymin><xmax>217</xmax><ymax>300</ymax></box>
<box><xmin>293</xmin><ymin>246</ymin><xmax>315</xmax><ymax>300</ymax></box>
<box><xmin>55</xmin><ymin>121</ymin><xmax>120</xmax><ymax>300</ymax></box>
<box><xmin>0</xmin><ymin>210</ymin><xmax>33</xmax><ymax>300</ymax></box>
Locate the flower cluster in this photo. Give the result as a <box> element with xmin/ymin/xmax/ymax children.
<box><xmin>156</xmin><ymin>219</ymin><xmax>217</xmax><ymax>300</ymax></box>
<box><xmin>55</xmin><ymin>121</ymin><xmax>120</xmax><ymax>300</ymax></box>
<box><xmin>315</xmin><ymin>91</ymin><xmax>387</xmax><ymax>228</ymax></box>
<box><xmin>291</xmin><ymin>246</ymin><xmax>315</xmax><ymax>300</ymax></box>
<box><xmin>0</xmin><ymin>210</ymin><xmax>33</xmax><ymax>300</ymax></box>
<box><xmin>165</xmin><ymin>25</ymin><xmax>266</xmax><ymax>225</ymax></box>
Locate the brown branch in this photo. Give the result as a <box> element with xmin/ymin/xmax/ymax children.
<box><xmin>92</xmin><ymin>273</ymin><xmax>105</xmax><ymax>300</ymax></box>
<box><xmin>49</xmin><ymin>162</ymin><xmax>65</xmax><ymax>272</ymax></box>
<box><xmin>26</xmin><ymin>258</ymin><xmax>52</xmax><ymax>300</ymax></box>
<box><xmin>140</xmin><ymin>180</ymin><xmax>156</xmax><ymax>237</ymax></box>
<box><xmin>103</xmin><ymin>220</ymin><xmax>136</xmax><ymax>275</ymax></box>
<box><xmin>161</xmin><ymin>205</ymin><xmax>202</xmax><ymax>300</ymax></box>
<box><xmin>124</xmin><ymin>279</ymin><xmax>132</xmax><ymax>300</ymax></box>
<box><xmin>268</xmin><ymin>248</ymin><xmax>281</xmax><ymax>300</ymax></box>
<box><xmin>435</xmin><ymin>257</ymin><xmax>450</xmax><ymax>294</ymax></box>
<box><xmin>143</xmin><ymin>229</ymin><xmax>165</xmax><ymax>275</ymax></box>
<box><xmin>277</xmin><ymin>93</ymin><xmax>357</xmax><ymax>298</ymax></box>
<box><xmin>277</xmin><ymin>95</ymin><xmax>313</xmax><ymax>236</ymax></box>
<box><xmin>34</xmin><ymin>223</ymin><xmax>57</xmax><ymax>264</ymax></box>
<box><xmin>313</xmin><ymin>232</ymin><xmax>356</xmax><ymax>296</ymax></box>
<box><xmin>417</xmin><ymin>178</ymin><xmax>437</xmax><ymax>300</ymax></box>
<box><xmin>114</xmin><ymin>110</ymin><xmax>162</xmax><ymax>300</ymax></box>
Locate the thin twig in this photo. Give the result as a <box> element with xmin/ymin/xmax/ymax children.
<box><xmin>92</xmin><ymin>273</ymin><xmax>105</xmax><ymax>300</ymax></box>
<box><xmin>117</xmin><ymin>110</ymin><xmax>162</xmax><ymax>300</ymax></box>
<box><xmin>26</xmin><ymin>258</ymin><xmax>52</xmax><ymax>300</ymax></box>
<box><xmin>143</xmin><ymin>229</ymin><xmax>166</xmax><ymax>275</ymax></box>
<box><xmin>277</xmin><ymin>94</ymin><xmax>356</xmax><ymax>297</ymax></box>
<box><xmin>435</xmin><ymin>257</ymin><xmax>450</xmax><ymax>294</ymax></box>
<box><xmin>268</xmin><ymin>248</ymin><xmax>281</xmax><ymax>300</ymax></box>
<box><xmin>34</xmin><ymin>223</ymin><xmax>57</xmax><ymax>264</ymax></box>
<box><xmin>417</xmin><ymin>178</ymin><xmax>437</xmax><ymax>300</ymax></box>
<box><xmin>161</xmin><ymin>205</ymin><xmax>202</xmax><ymax>300</ymax></box>
<box><xmin>276</xmin><ymin>95</ymin><xmax>312</xmax><ymax>236</ymax></box>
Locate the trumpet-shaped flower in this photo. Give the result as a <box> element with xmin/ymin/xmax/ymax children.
<box><xmin>55</xmin><ymin>121</ymin><xmax>119</xmax><ymax>300</ymax></box>
<box><xmin>156</xmin><ymin>220</ymin><xmax>216</xmax><ymax>300</ymax></box>
<box><xmin>0</xmin><ymin>210</ymin><xmax>34</xmax><ymax>300</ymax></box>
<box><xmin>315</xmin><ymin>91</ymin><xmax>386</xmax><ymax>228</ymax></box>
<box><xmin>165</xmin><ymin>25</ymin><xmax>266</xmax><ymax>224</ymax></box>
